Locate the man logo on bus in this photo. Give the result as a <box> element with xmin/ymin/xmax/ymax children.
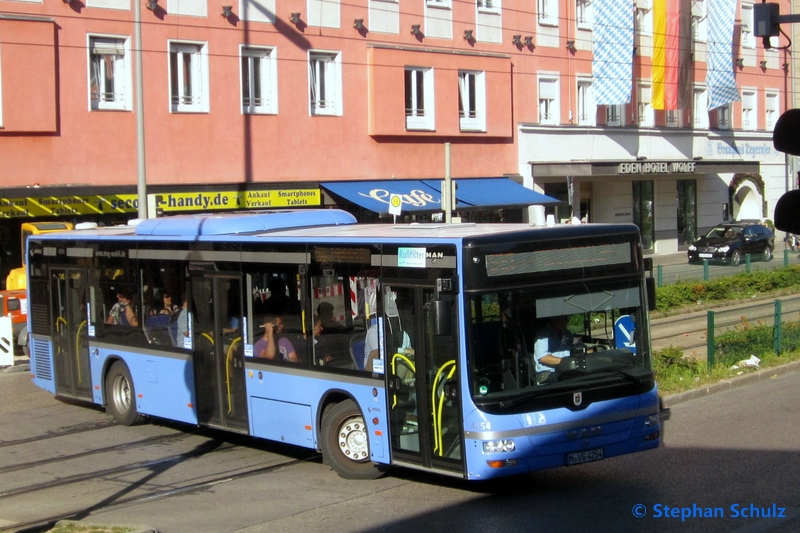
<box><xmin>573</xmin><ymin>392</ymin><xmax>583</xmax><ymax>406</ymax></box>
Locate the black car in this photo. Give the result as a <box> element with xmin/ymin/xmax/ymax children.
<box><xmin>687</xmin><ymin>222</ymin><xmax>775</xmax><ymax>266</ymax></box>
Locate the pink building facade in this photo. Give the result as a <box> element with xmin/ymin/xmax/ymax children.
<box><xmin>0</xmin><ymin>0</ymin><xmax>793</xmax><ymax>279</ymax></box>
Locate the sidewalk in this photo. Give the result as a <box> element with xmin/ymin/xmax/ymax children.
<box><xmin>1</xmin><ymin>354</ymin><xmax>30</xmax><ymax>374</ymax></box>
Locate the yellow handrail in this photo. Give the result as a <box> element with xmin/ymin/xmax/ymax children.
<box><xmin>75</xmin><ymin>321</ymin><xmax>86</xmax><ymax>384</ymax></box>
<box><xmin>225</xmin><ymin>337</ymin><xmax>241</xmax><ymax>414</ymax></box>
<box><xmin>431</xmin><ymin>360</ymin><xmax>456</xmax><ymax>456</ymax></box>
<box><xmin>390</xmin><ymin>353</ymin><xmax>416</xmax><ymax>408</ymax></box>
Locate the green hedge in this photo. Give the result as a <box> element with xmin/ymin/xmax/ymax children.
<box><xmin>656</xmin><ymin>266</ymin><xmax>800</xmax><ymax>312</ymax></box>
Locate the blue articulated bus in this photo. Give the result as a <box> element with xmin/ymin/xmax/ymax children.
<box><xmin>26</xmin><ymin>209</ymin><xmax>660</xmax><ymax>480</ymax></box>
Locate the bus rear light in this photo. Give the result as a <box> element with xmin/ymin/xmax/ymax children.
<box><xmin>487</xmin><ymin>459</ymin><xmax>519</xmax><ymax>469</ymax></box>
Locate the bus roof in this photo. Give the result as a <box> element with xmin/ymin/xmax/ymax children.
<box><xmin>32</xmin><ymin>210</ymin><xmax>640</xmax><ymax>243</ymax></box>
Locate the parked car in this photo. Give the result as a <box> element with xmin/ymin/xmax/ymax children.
<box><xmin>687</xmin><ymin>221</ymin><xmax>775</xmax><ymax>266</ymax></box>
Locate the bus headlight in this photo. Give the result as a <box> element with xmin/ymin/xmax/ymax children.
<box><xmin>483</xmin><ymin>439</ymin><xmax>516</xmax><ymax>453</ymax></box>
<box><xmin>644</xmin><ymin>414</ymin><xmax>659</xmax><ymax>428</ymax></box>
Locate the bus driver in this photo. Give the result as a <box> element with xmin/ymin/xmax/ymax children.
<box><xmin>533</xmin><ymin>315</ymin><xmax>582</xmax><ymax>384</ymax></box>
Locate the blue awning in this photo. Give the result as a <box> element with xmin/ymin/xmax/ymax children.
<box><xmin>321</xmin><ymin>178</ymin><xmax>559</xmax><ymax>215</ymax></box>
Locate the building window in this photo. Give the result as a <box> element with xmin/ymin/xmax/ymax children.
<box><xmin>693</xmin><ymin>87</ymin><xmax>708</xmax><ymax>128</ymax></box>
<box><xmin>666</xmin><ymin>109</ymin><xmax>682</xmax><ymax>127</ymax></box>
<box><xmin>638</xmin><ymin>84</ymin><xmax>653</xmax><ymax>127</ymax></box>
<box><xmin>576</xmin><ymin>0</ymin><xmax>593</xmax><ymax>30</ymax></box>
<box><xmin>538</xmin><ymin>76</ymin><xmax>559</xmax><ymax>125</ymax></box>
<box><xmin>606</xmin><ymin>104</ymin><xmax>624</xmax><ymax>126</ymax></box>
<box><xmin>765</xmin><ymin>91</ymin><xmax>778</xmax><ymax>130</ymax></box>
<box><xmin>741</xmin><ymin>3</ymin><xmax>754</xmax><ymax>48</ymax></box>
<box><xmin>577</xmin><ymin>78</ymin><xmax>595</xmax><ymax>126</ymax></box>
<box><xmin>477</xmin><ymin>0</ymin><xmax>499</xmax><ymax>13</ymax></box>
<box><xmin>405</xmin><ymin>67</ymin><xmax>434</xmax><ymax>130</ymax></box>
<box><xmin>458</xmin><ymin>70</ymin><xmax>486</xmax><ymax>132</ymax></box>
<box><xmin>427</xmin><ymin>0</ymin><xmax>451</xmax><ymax>7</ymax></box>
<box><xmin>677</xmin><ymin>179</ymin><xmax>697</xmax><ymax>247</ymax></box>
<box><xmin>89</xmin><ymin>37</ymin><xmax>130</xmax><ymax>111</ymax></box>
<box><xmin>309</xmin><ymin>51</ymin><xmax>342</xmax><ymax>116</ymax></box>
<box><xmin>741</xmin><ymin>90</ymin><xmax>756</xmax><ymax>130</ymax></box>
<box><xmin>716</xmin><ymin>104</ymin><xmax>731</xmax><ymax>129</ymax></box>
<box><xmin>169</xmin><ymin>42</ymin><xmax>208</xmax><ymax>113</ymax></box>
<box><xmin>633</xmin><ymin>180</ymin><xmax>655</xmax><ymax>250</ymax></box>
<box><xmin>635</xmin><ymin>0</ymin><xmax>652</xmax><ymax>35</ymax></box>
<box><xmin>691</xmin><ymin>0</ymin><xmax>707</xmax><ymax>42</ymax></box>
<box><xmin>241</xmin><ymin>46</ymin><xmax>277</xmax><ymax>115</ymax></box>
<box><xmin>538</xmin><ymin>0</ymin><xmax>558</xmax><ymax>26</ymax></box>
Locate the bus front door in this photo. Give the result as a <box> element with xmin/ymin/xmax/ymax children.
<box><xmin>191</xmin><ymin>274</ymin><xmax>249</xmax><ymax>433</ymax></box>
<box><xmin>51</xmin><ymin>268</ymin><xmax>92</xmax><ymax>400</ymax></box>
<box><xmin>386</xmin><ymin>286</ymin><xmax>463</xmax><ymax>475</ymax></box>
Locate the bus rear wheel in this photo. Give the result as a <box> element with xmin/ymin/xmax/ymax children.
<box><xmin>321</xmin><ymin>400</ymin><xmax>386</xmax><ymax>480</ymax></box>
<box><xmin>105</xmin><ymin>361</ymin><xmax>144</xmax><ymax>426</ymax></box>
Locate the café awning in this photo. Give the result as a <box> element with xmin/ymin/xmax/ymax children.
<box><xmin>321</xmin><ymin>178</ymin><xmax>559</xmax><ymax>214</ymax></box>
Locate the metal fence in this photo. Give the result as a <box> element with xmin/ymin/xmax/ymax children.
<box><xmin>706</xmin><ymin>297</ymin><xmax>800</xmax><ymax>368</ymax></box>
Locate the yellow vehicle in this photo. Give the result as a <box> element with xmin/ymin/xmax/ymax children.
<box><xmin>6</xmin><ymin>221</ymin><xmax>74</xmax><ymax>290</ymax></box>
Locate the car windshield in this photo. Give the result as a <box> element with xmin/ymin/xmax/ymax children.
<box><xmin>467</xmin><ymin>277</ymin><xmax>651</xmax><ymax>412</ymax></box>
<box><xmin>706</xmin><ymin>226</ymin><xmax>740</xmax><ymax>239</ymax></box>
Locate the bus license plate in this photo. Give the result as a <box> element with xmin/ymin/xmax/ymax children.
<box><xmin>566</xmin><ymin>448</ymin><xmax>604</xmax><ymax>465</ymax></box>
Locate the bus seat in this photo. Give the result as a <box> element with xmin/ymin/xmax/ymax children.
<box><xmin>144</xmin><ymin>314</ymin><xmax>172</xmax><ymax>346</ymax></box>
<box><xmin>349</xmin><ymin>332</ymin><xmax>366</xmax><ymax>371</ymax></box>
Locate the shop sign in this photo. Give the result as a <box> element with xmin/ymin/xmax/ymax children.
<box><xmin>0</xmin><ymin>194</ymin><xmax>139</xmax><ymax>218</ymax></box>
<box><xmin>154</xmin><ymin>189</ymin><xmax>321</xmax><ymax>212</ymax></box>
<box><xmin>618</xmin><ymin>161</ymin><xmax>696</xmax><ymax>175</ymax></box>
<box><xmin>1</xmin><ymin>189</ymin><xmax>322</xmax><ymax>218</ymax></box>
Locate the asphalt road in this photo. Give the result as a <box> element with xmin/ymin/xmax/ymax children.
<box><xmin>1</xmin><ymin>365</ymin><xmax>800</xmax><ymax>533</ymax></box>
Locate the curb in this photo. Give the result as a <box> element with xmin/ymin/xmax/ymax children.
<box><xmin>1</xmin><ymin>362</ymin><xmax>30</xmax><ymax>374</ymax></box>
<box><xmin>50</xmin><ymin>521</ymin><xmax>157</xmax><ymax>533</ymax></box>
<box><xmin>660</xmin><ymin>359</ymin><xmax>800</xmax><ymax>409</ymax></box>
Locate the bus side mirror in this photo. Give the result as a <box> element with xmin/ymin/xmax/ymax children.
<box><xmin>773</xmin><ymin>109</ymin><xmax>800</xmax><ymax>156</ymax></box>
<box><xmin>430</xmin><ymin>300</ymin><xmax>452</xmax><ymax>336</ymax></box>
<box><xmin>775</xmin><ymin>190</ymin><xmax>800</xmax><ymax>234</ymax></box>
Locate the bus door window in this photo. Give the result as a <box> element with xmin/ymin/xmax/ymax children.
<box><xmin>386</xmin><ymin>286</ymin><xmax>420</xmax><ymax>455</ymax></box>
<box><xmin>424</xmin><ymin>293</ymin><xmax>462</xmax><ymax>466</ymax></box>
<box><xmin>51</xmin><ymin>268</ymin><xmax>92</xmax><ymax>399</ymax></box>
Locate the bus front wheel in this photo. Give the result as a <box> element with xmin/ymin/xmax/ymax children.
<box><xmin>321</xmin><ymin>400</ymin><xmax>386</xmax><ymax>480</ymax></box>
<box><xmin>105</xmin><ymin>361</ymin><xmax>144</xmax><ymax>426</ymax></box>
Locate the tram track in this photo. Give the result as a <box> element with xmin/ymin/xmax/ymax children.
<box><xmin>0</xmin><ymin>427</ymin><xmax>211</xmax><ymax>475</ymax></box>
<box><xmin>0</xmin><ymin>419</ymin><xmax>116</xmax><ymax>449</ymax></box>
<box><xmin>2</xmin><ymin>455</ymin><xmax>315</xmax><ymax>533</ymax></box>
<box><xmin>650</xmin><ymin>293</ymin><xmax>800</xmax><ymax>354</ymax></box>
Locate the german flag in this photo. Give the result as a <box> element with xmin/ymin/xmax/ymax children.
<box><xmin>651</xmin><ymin>0</ymin><xmax>681</xmax><ymax>110</ymax></box>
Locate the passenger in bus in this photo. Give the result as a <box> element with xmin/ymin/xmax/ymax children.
<box><xmin>533</xmin><ymin>315</ymin><xmax>582</xmax><ymax>384</ymax></box>
<box><xmin>175</xmin><ymin>299</ymin><xmax>190</xmax><ymax>345</ymax></box>
<box><xmin>254</xmin><ymin>315</ymin><xmax>300</xmax><ymax>362</ymax></box>
<box><xmin>106</xmin><ymin>289</ymin><xmax>139</xmax><ymax>327</ymax></box>
<box><xmin>157</xmin><ymin>291</ymin><xmax>180</xmax><ymax>316</ymax></box>
<box><xmin>317</xmin><ymin>302</ymin><xmax>344</xmax><ymax>332</ymax></box>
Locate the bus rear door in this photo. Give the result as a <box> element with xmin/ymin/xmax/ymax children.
<box><xmin>50</xmin><ymin>268</ymin><xmax>93</xmax><ymax>400</ymax></box>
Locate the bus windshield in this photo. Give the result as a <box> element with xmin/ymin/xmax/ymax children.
<box><xmin>468</xmin><ymin>276</ymin><xmax>650</xmax><ymax>411</ymax></box>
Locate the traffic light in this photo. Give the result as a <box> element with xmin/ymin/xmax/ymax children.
<box><xmin>754</xmin><ymin>3</ymin><xmax>780</xmax><ymax>37</ymax></box>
